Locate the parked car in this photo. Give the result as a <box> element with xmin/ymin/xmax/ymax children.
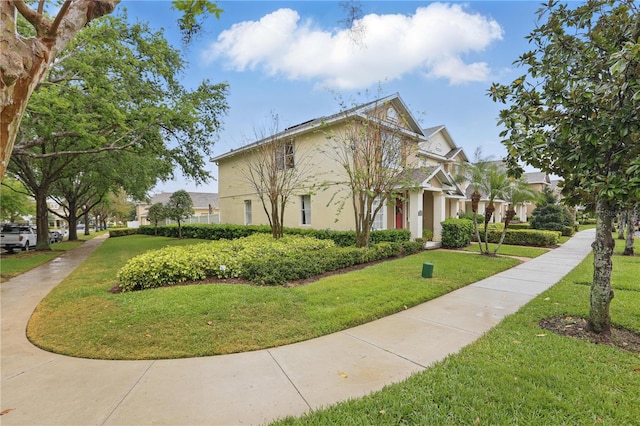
<box><xmin>0</xmin><ymin>224</ymin><xmax>37</xmax><ymax>253</ymax></box>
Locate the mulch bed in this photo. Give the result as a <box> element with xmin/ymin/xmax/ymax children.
<box><xmin>540</xmin><ymin>316</ymin><xmax>640</xmax><ymax>353</ymax></box>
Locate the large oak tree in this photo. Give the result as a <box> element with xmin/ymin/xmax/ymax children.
<box><xmin>8</xmin><ymin>13</ymin><xmax>228</xmax><ymax>249</ymax></box>
<box><xmin>0</xmin><ymin>0</ymin><xmax>222</xmax><ymax>180</ymax></box>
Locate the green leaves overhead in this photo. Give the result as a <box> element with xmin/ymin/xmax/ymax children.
<box><xmin>489</xmin><ymin>0</ymin><xmax>640</xmax><ymax>207</ymax></box>
<box><xmin>16</xmin><ymin>12</ymin><xmax>228</xmax><ymax>185</ymax></box>
<box><xmin>171</xmin><ymin>0</ymin><xmax>223</xmax><ymax>43</ymax></box>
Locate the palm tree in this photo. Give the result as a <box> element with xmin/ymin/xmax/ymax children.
<box><xmin>477</xmin><ymin>163</ymin><xmax>511</xmax><ymax>254</ymax></box>
<box><xmin>493</xmin><ymin>177</ymin><xmax>537</xmax><ymax>254</ymax></box>
<box><xmin>455</xmin><ymin>148</ymin><xmax>492</xmax><ymax>253</ymax></box>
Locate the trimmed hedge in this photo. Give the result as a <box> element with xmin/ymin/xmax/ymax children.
<box><xmin>508</xmin><ymin>223</ymin><xmax>531</xmax><ymax>230</ymax></box>
<box><xmin>441</xmin><ymin>218</ymin><xmax>474</xmax><ymax>248</ymax></box>
<box><xmin>109</xmin><ymin>228</ymin><xmax>140</xmax><ymax>237</ymax></box>
<box><xmin>135</xmin><ymin>224</ymin><xmax>411</xmax><ymax>247</ymax></box>
<box><xmin>117</xmin><ymin>234</ymin><xmax>424</xmax><ymax>290</ymax></box>
<box><xmin>478</xmin><ymin>229</ymin><xmax>560</xmax><ymax>246</ymax></box>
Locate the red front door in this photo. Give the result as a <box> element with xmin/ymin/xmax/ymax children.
<box><xmin>395</xmin><ymin>198</ymin><xmax>403</xmax><ymax>229</ymax></box>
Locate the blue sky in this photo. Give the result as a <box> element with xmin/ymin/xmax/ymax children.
<box><xmin>120</xmin><ymin>1</ymin><xmax>543</xmax><ymax>194</ymax></box>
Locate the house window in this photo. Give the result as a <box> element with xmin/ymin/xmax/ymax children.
<box><xmin>301</xmin><ymin>195</ymin><xmax>311</xmax><ymax>225</ymax></box>
<box><xmin>244</xmin><ymin>200</ymin><xmax>252</xmax><ymax>225</ymax></box>
<box><xmin>386</xmin><ymin>107</ymin><xmax>398</xmax><ymax>122</ymax></box>
<box><xmin>372</xmin><ymin>196</ymin><xmax>386</xmax><ymax>230</ymax></box>
<box><xmin>276</xmin><ymin>140</ymin><xmax>295</xmax><ymax>170</ymax></box>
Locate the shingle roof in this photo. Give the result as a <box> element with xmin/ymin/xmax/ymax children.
<box><xmin>523</xmin><ymin>172</ymin><xmax>549</xmax><ymax>184</ymax></box>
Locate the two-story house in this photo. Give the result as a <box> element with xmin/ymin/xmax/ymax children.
<box><xmin>212</xmin><ymin>94</ymin><xmax>469</xmax><ymax>242</ymax></box>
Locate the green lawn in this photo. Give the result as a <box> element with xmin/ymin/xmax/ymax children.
<box><xmin>27</xmin><ymin>234</ymin><xmax>520</xmax><ymax>359</ymax></box>
<box><xmin>0</xmin><ymin>240</ymin><xmax>85</xmax><ymax>282</ymax></box>
<box><xmin>273</xmin><ymin>238</ymin><xmax>640</xmax><ymax>425</ymax></box>
<box><xmin>462</xmin><ymin>242</ymin><xmax>549</xmax><ymax>258</ymax></box>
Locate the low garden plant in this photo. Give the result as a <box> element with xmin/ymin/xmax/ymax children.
<box><xmin>117</xmin><ymin>234</ymin><xmax>424</xmax><ymax>290</ymax></box>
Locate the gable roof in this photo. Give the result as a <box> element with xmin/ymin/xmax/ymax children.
<box><xmin>396</xmin><ymin>166</ymin><xmax>465</xmax><ymax>196</ymax></box>
<box><xmin>420</xmin><ymin>125</ymin><xmax>468</xmax><ymax>163</ymax></box>
<box><xmin>211</xmin><ymin>93</ymin><xmax>425</xmax><ymax>163</ymax></box>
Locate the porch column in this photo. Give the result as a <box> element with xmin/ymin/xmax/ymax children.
<box><xmin>433</xmin><ymin>191</ymin><xmax>446</xmax><ymax>241</ymax></box>
<box><xmin>409</xmin><ymin>189</ymin><xmax>424</xmax><ymax>240</ymax></box>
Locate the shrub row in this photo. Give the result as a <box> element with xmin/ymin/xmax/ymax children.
<box><xmin>476</xmin><ymin>229</ymin><xmax>560</xmax><ymax>246</ymax></box>
<box><xmin>135</xmin><ymin>224</ymin><xmax>411</xmax><ymax>246</ymax></box>
<box><xmin>441</xmin><ymin>218</ymin><xmax>474</xmax><ymax>248</ymax></box>
<box><xmin>117</xmin><ymin>234</ymin><xmax>423</xmax><ymax>291</ymax></box>
<box><xmin>508</xmin><ymin>223</ymin><xmax>531</xmax><ymax>230</ymax></box>
<box><xmin>108</xmin><ymin>228</ymin><xmax>140</xmax><ymax>237</ymax></box>
<box><xmin>244</xmin><ymin>240</ymin><xmax>423</xmax><ymax>285</ymax></box>
<box><xmin>533</xmin><ymin>223</ymin><xmax>574</xmax><ymax>236</ymax></box>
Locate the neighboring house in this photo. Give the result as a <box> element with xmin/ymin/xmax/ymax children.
<box><xmin>136</xmin><ymin>192</ymin><xmax>219</xmax><ymax>225</ymax></box>
<box><xmin>212</xmin><ymin>93</ymin><xmax>469</xmax><ymax>242</ymax></box>
<box><xmin>522</xmin><ymin>171</ymin><xmax>551</xmax><ymax>219</ymax></box>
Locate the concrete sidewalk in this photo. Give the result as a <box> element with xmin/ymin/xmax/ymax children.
<box><xmin>1</xmin><ymin>230</ymin><xmax>595</xmax><ymax>425</ymax></box>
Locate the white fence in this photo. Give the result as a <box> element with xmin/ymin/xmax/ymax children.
<box><xmin>164</xmin><ymin>214</ymin><xmax>220</xmax><ymax>225</ymax></box>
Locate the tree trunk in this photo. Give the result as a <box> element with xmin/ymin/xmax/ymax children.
<box><xmin>471</xmin><ymin>195</ymin><xmax>483</xmax><ymax>254</ymax></box>
<box><xmin>34</xmin><ymin>189</ymin><xmax>51</xmax><ymax>251</ymax></box>
<box><xmin>589</xmin><ymin>198</ymin><xmax>615</xmax><ymax>335</ymax></box>
<box><xmin>617</xmin><ymin>211</ymin><xmax>626</xmax><ymax>239</ymax></box>
<box><xmin>83</xmin><ymin>208</ymin><xmax>90</xmax><ymax>235</ymax></box>
<box><xmin>623</xmin><ymin>209</ymin><xmax>636</xmax><ymax>256</ymax></box>
<box><xmin>494</xmin><ymin>207</ymin><xmax>516</xmax><ymax>255</ymax></box>
<box><xmin>482</xmin><ymin>203</ymin><xmax>495</xmax><ymax>254</ymax></box>
<box><xmin>1</xmin><ymin>0</ymin><xmax>119</xmax><ymax>180</ymax></box>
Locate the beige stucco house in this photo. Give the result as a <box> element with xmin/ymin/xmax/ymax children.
<box><xmin>212</xmin><ymin>94</ymin><xmax>470</xmax><ymax>242</ymax></box>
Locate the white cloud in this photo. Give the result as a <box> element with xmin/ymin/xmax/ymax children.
<box><xmin>207</xmin><ymin>4</ymin><xmax>504</xmax><ymax>89</ymax></box>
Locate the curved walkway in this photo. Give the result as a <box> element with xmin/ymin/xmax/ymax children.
<box><xmin>1</xmin><ymin>230</ymin><xmax>595</xmax><ymax>425</ymax></box>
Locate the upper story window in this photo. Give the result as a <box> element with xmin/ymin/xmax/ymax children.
<box><xmin>276</xmin><ymin>140</ymin><xmax>295</xmax><ymax>170</ymax></box>
<box><xmin>386</xmin><ymin>107</ymin><xmax>398</xmax><ymax>123</ymax></box>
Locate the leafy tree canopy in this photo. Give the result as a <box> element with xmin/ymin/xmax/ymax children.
<box><xmin>488</xmin><ymin>0</ymin><xmax>640</xmax><ymax>334</ymax></box>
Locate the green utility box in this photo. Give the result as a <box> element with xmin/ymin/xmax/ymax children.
<box><xmin>422</xmin><ymin>262</ymin><xmax>434</xmax><ymax>278</ymax></box>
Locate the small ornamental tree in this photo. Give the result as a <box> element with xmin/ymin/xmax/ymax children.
<box><xmin>489</xmin><ymin>0</ymin><xmax>640</xmax><ymax>334</ymax></box>
<box><xmin>236</xmin><ymin>113</ymin><xmax>315</xmax><ymax>239</ymax></box>
<box><xmin>323</xmin><ymin>96</ymin><xmax>419</xmax><ymax>248</ymax></box>
<box><xmin>529</xmin><ymin>187</ymin><xmax>574</xmax><ymax>235</ymax></box>
<box><xmin>147</xmin><ymin>203</ymin><xmax>166</xmax><ymax>236</ymax></box>
<box><xmin>493</xmin><ymin>177</ymin><xmax>537</xmax><ymax>254</ymax></box>
<box><xmin>165</xmin><ymin>190</ymin><xmax>193</xmax><ymax>239</ymax></box>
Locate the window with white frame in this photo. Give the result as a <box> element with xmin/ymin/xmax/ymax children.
<box><xmin>276</xmin><ymin>140</ymin><xmax>295</xmax><ymax>171</ymax></box>
<box><xmin>244</xmin><ymin>200</ymin><xmax>252</xmax><ymax>225</ymax></box>
<box><xmin>300</xmin><ymin>195</ymin><xmax>311</xmax><ymax>225</ymax></box>
<box><xmin>372</xmin><ymin>196</ymin><xmax>386</xmax><ymax>230</ymax></box>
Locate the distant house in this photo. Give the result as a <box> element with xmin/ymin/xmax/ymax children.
<box><xmin>212</xmin><ymin>93</ymin><xmax>469</xmax><ymax>242</ymax></box>
<box><xmin>135</xmin><ymin>192</ymin><xmax>219</xmax><ymax>225</ymax></box>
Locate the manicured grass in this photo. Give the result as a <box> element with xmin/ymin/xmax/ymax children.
<box><xmin>0</xmin><ymin>240</ymin><xmax>85</xmax><ymax>282</ymax></box>
<box><xmin>27</xmin><ymin>235</ymin><xmax>520</xmax><ymax>359</ymax></box>
<box><xmin>461</xmin><ymin>242</ymin><xmax>549</xmax><ymax>258</ymax></box>
<box><xmin>272</xmin><ymin>238</ymin><xmax>640</xmax><ymax>425</ymax></box>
